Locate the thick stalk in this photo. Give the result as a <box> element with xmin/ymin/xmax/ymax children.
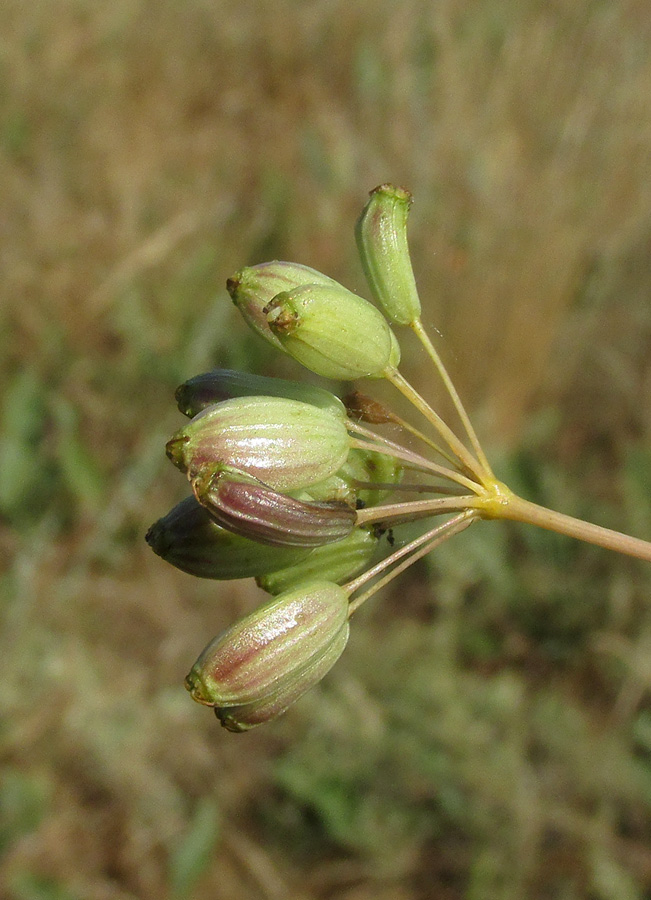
<box><xmin>476</xmin><ymin>488</ymin><xmax>651</xmax><ymax>563</ymax></box>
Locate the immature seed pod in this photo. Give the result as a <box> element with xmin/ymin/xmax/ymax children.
<box><xmin>227</xmin><ymin>261</ymin><xmax>342</xmax><ymax>352</ymax></box>
<box><xmin>343</xmin><ymin>390</ymin><xmax>399</xmax><ymax>425</ymax></box>
<box><xmin>145</xmin><ymin>495</ymin><xmax>311</xmax><ymax>579</ymax></box>
<box><xmin>338</xmin><ymin>446</ymin><xmax>403</xmax><ymax>508</ymax></box>
<box><xmin>265</xmin><ymin>283</ymin><xmax>399</xmax><ymax>379</ymax></box>
<box><xmin>166</xmin><ymin>396</ymin><xmax>351</xmax><ymax>492</ymax></box>
<box><xmin>355</xmin><ymin>184</ymin><xmax>421</xmax><ymax>325</ymax></box>
<box><xmin>175</xmin><ymin>369</ymin><xmax>345</xmax><ymax>419</ymax></box>
<box><xmin>296</xmin><ymin>446</ymin><xmax>403</xmax><ymax>508</ymax></box>
<box><xmin>215</xmin><ymin>624</ymin><xmax>349</xmax><ymax>731</ymax></box>
<box><xmin>193</xmin><ymin>466</ymin><xmax>356</xmax><ymax>548</ymax></box>
<box><xmin>184</xmin><ymin>580</ymin><xmax>350</xmax><ymax>708</ymax></box>
<box><xmin>291</xmin><ymin>474</ymin><xmax>357</xmax><ymax>507</ymax></box>
<box><xmin>256</xmin><ymin>527</ymin><xmax>378</xmax><ymax>595</ymax></box>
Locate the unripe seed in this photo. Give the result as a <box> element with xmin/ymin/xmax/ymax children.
<box><xmin>193</xmin><ymin>466</ymin><xmax>356</xmax><ymax>548</ymax></box>
<box><xmin>355</xmin><ymin>184</ymin><xmax>421</xmax><ymax>325</ymax></box>
<box><xmin>216</xmin><ymin>624</ymin><xmax>349</xmax><ymax>731</ymax></box>
<box><xmin>227</xmin><ymin>261</ymin><xmax>342</xmax><ymax>352</ymax></box>
<box><xmin>166</xmin><ymin>395</ymin><xmax>351</xmax><ymax>492</ymax></box>
<box><xmin>145</xmin><ymin>495</ymin><xmax>311</xmax><ymax>579</ymax></box>
<box><xmin>291</xmin><ymin>474</ymin><xmax>357</xmax><ymax>507</ymax></box>
<box><xmin>257</xmin><ymin>527</ymin><xmax>378</xmax><ymax>595</ymax></box>
<box><xmin>266</xmin><ymin>283</ymin><xmax>398</xmax><ymax>380</ymax></box>
<box><xmin>175</xmin><ymin>369</ymin><xmax>345</xmax><ymax>419</ymax></box>
<box><xmin>185</xmin><ymin>580</ymin><xmax>350</xmax><ymax>707</ymax></box>
<box><xmin>339</xmin><ymin>447</ymin><xmax>403</xmax><ymax>508</ymax></box>
<box><xmin>293</xmin><ymin>446</ymin><xmax>403</xmax><ymax>508</ymax></box>
<box><xmin>343</xmin><ymin>390</ymin><xmax>398</xmax><ymax>424</ymax></box>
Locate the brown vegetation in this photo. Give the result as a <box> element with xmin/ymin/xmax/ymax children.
<box><xmin>2</xmin><ymin>1</ymin><xmax>651</xmax><ymax>898</ymax></box>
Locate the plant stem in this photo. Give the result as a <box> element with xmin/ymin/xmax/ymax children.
<box><xmin>475</xmin><ymin>488</ymin><xmax>651</xmax><ymax>563</ymax></box>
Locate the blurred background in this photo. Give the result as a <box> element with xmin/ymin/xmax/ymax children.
<box><xmin>2</xmin><ymin>1</ymin><xmax>651</xmax><ymax>898</ymax></box>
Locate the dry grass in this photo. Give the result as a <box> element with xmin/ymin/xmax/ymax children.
<box><xmin>2</xmin><ymin>1</ymin><xmax>651</xmax><ymax>898</ymax></box>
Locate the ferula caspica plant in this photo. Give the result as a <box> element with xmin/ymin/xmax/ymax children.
<box><xmin>146</xmin><ymin>185</ymin><xmax>651</xmax><ymax>732</ymax></box>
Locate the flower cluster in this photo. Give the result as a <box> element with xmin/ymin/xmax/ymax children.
<box><xmin>147</xmin><ymin>184</ymin><xmax>651</xmax><ymax>731</ymax></box>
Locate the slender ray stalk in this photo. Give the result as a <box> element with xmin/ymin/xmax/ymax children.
<box><xmin>382</xmin><ymin>410</ymin><xmax>459</xmax><ymax>466</ymax></box>
<box><xmin>348</xmin><ymin>427</ymin><xmax>480</xmax><ymax>492</ymax></box>
<box><xmin>411</xmin><ymin>318</ymin><xmax>494</xmax><ymax>477</ymax></box>
<box><xmin>347</xmin><ymin>511</ymin><xmax>476</xmax><ymax>615</ymax></box>
<box><xmin>345</xmin><ymin>391</ymin><xmax>457</xmax><ymax>465</ymax></box>
<box><xmin>384</xmin><ymin>368</ymin><xmax>486</xmax><ymax>481</ymax></box>
<box><xmin>350</xmin><ymin>480</ymin><xmax>468</xmax><ymax>495</ymax></box>
<box><xmin>356</xmin><ymin>495</ymin><xmax>477</xmax><ymax>527</ymax></box>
